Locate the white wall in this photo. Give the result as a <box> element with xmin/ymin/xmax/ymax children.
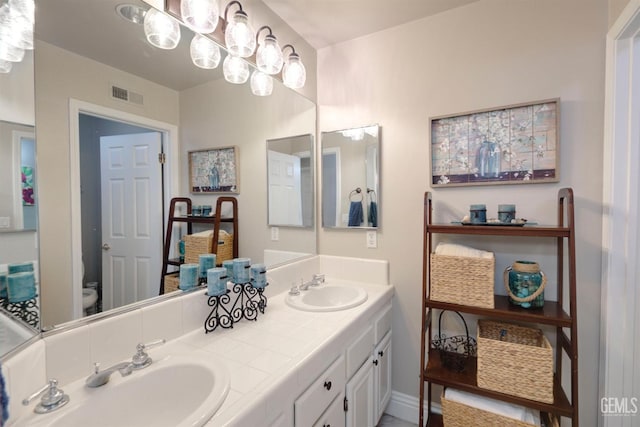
<box><xmin>0</xmin><ymin>51</ymin><xmax>34</xmax><ymax>126</ymax></box>
<box><xmin>317</xmin><ymin>0</ymin><xmax>606</xmax><ymax>424</ymax></box>
<box><xmin>34</xmin><ymin>41</ymin><xmax>180</xmax><ymax>326</ymax></box>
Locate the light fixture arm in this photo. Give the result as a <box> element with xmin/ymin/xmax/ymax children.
<box><xmin>256</xmin><ymin>25</ymin><xmax>274</xmax><ymax>46</ymax></box>
<box><xmin>281</xmin><ymin>44</ymin><xmax>297</xmax><ymax>58</ymax></box>
<box><xmin>223</xmin><ymin>0</ymin><xmax>244</xmax><ymax>28</ymax></box>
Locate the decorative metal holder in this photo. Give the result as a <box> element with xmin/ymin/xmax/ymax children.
<box><xmin>204</xmin><ymin>281</ymin><xmax>268</xmax><ymax>334</ymax></box>
<box><xmin>0</xmin><ymin>296</ymin><xmax>40</xmax><ymax>329</ymax></box>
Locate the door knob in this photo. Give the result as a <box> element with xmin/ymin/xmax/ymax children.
<box><xmin>102</xmin><ymin>244</ymin><xmax>111</xmax><ymax>251</ymax></box>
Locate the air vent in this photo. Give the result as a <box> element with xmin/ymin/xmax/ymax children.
<box><xmin>110</xmin><ymin>84</ymin><xmax>144</xmax><ymax>105</ymax></box>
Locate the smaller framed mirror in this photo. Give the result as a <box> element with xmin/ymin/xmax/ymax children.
<box><xmin>322</xmin><ymin>124</ymin><xmax>380</xmax><ymax>229</ymax></box>
<box><xmin>267</xmin><ymin>134</ymin><xmax>314</xmax><ymax>228</ymax></box>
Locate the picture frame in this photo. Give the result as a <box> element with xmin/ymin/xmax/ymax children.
<box><xmin>188</xmin><ymin>146</ymin><xmax>239</xmax><ymax>194</ymax></box>
<box><xmin>430</xmin><ymin>98</ymin><xmax>559</xmax><ymax>187</ymax></box>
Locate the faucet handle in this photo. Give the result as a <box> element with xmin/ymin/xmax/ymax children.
<box><xmin>131</xmin><ymin>339</ymin><xmax>166</xmax><ymax>370</ymax></box>
<box><xmin>312</xmin><ymin>274</ymin><xmax>325</xmax><ymax>285</ymax></box>
<box><xmin>23</xmin><ymin>379</ymin><xmax>70</xmax><ymax>414</ymax></box>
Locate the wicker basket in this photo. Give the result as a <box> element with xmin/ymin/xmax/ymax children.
<box><xmin>477</xmin><ymin>320</ymin><xmax>553</xmax><ymax>403</ymax></box>
<box><xmin>430</xmin><ymin>254</ymin><xmax>495</xmax><ymax>308</ymax></box>
<box><xmin>184</xmin><ymin>230</ymin><xmax>233</xmax><ymax>265</ymax></box>
<box><xmin>164</xmin><ymin>274</ymin><xmax>180</xmax><ymax>293</ymax></box>
<box><xmin>441</xmin><ymin>390</ymin><xmax>544</xmax><ymax>427</ymax></box>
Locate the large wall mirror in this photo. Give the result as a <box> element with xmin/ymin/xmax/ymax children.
<box><xmin>322</xmin><ymin>125</ymin><xmax>380</xmax><ymax>229</ymax></box>
<box><xmin>18</xmin><ymin>0</ymin><xmax>317</xmax><ymax>340</ymax></box>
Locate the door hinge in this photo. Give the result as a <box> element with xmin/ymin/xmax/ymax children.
<box><xmin>343</xmin><ymin>396</ymin><xmax>348</xmax><ymax>412</ymax></box>
<box><xmin>158</xmin><ymin>152</ymin><xmax>166</xmax><ymax>164</ymax></box>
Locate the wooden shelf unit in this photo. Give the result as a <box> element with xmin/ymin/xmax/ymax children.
<box><xmin>419</xmin><ymin>188</ymin><xmax>578</xmax><ymax>427</ymax></box>
<box><xmin>159</xmin><ymin>196</ymin><xmax>238</xmax><ymax>294</ymax></box>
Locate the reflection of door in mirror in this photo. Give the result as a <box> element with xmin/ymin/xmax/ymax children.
<box><xmin>321</xmin><ymin>125</ymin><xmax>380</xmax><ymax>229</ymax></box>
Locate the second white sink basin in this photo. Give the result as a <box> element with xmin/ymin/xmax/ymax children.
<box><xmin>19</xmin><ymin>353</ymin><xmax>230</xmax><ymax>427</ymax></box>
<box><xmin>286</xmin><ymin>284</ymin><xmax>368</xmax><ymax>312</ymax></box>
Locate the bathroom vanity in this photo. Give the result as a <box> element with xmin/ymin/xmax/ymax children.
<box><xmin>2</xmin><ymin>255</ymin><xmax>393</xmax><ymax>427</ymax></box>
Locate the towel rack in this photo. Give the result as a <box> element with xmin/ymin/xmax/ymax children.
<box><xmin>349</xmin><ymin>187</ymin><xmax>363</xmax><ymax>201</ymax></box>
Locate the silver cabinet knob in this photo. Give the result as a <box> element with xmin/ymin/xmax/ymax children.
<box><xmin>102</xmin><ymin>243</ymin><xmax>111</xmax><ymax>251</ymax></box>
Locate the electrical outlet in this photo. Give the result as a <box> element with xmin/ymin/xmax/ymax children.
<box><xmin>271</xmin><ymin>226</ymin><xmax>279</xmax><ymax>241</ymax></box>
<box><xmin>366</xmin><ymin>231</ymin><xmax>377</xmax><ymax>248</ymax></box>
<box><xmin>0</xmin><ymin>217</ymin><xmax>9</xmax><ymax>228</ymax></box>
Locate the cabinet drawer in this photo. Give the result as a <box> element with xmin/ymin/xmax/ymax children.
<box><xmin>313</xmin><ymin>393</ymin><xmax>346</xmax><ymax>427</ymax></box>
<box><xmin>346</xmin><ymin>325</ymin><xmax>374</xmax><ymax>379</ymax></box>
<box><xmin>374</xmin><ymin>304</ymin><xmax>392</xmax><ymax>343</ymax></box>
<box><xmin>295</xmin><ymin>355</ymin><xmax>346</xmax><ymax>426</ymax></box>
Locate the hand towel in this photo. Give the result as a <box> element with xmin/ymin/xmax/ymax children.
<box><xmin>0</xmin><ymin>363</ymin><xmax>8</xmax><ymax>427</ymax></box>
<box><xmin>445</xmin><ymin>388</ymin><xmax>540</xmax><ymax>425</ymax></box>
<box><xmin>435</xmin><ymin>243</ymin><xmax>494</xmax><ymax>260</ymax></box>
<box><xmin>348</xmin><ymin>201</ymin><xmax>363</xmax><ymax>226</ymax></box>
<box><xmin>368</xmin><ymin>201</ymin><xmax>378</xmax><ymax>227</ymax></box>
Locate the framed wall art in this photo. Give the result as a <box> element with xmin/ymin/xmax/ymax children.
<box><xmin>189</xmin><ymin>146</ymin><xmax>239</xmax><ymax>194</ymax></box>
<box><xmin>430</xmin><ymin>98</ymin><xmax>559</xmax><ymax>187</ymax></box>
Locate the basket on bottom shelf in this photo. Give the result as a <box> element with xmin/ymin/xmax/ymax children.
<box><xmin>477</xmin><ymin>320</ymin><xmax>553</xmax><ymax>404</ymax></box>
<box><xmin>164</xmin><ymin>274</ymin><xmax>180</xmax><ymax>293</ymax></box>
<box><xmin>441</xmin><ymin>389</ymin><xmax>559</xmax><ymax>427</ymax></box>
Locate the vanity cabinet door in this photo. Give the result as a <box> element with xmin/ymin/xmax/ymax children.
<box><xmin>295</xmin><ymin>355</ymin><xmax>346</xmax><ymax>426</ymax></box>
<box><xmin>345</xmin><ymin>357</ymin><xmax>374</xmax><ymax>427</ymax></box>
<box><xmin>374</xmin><ymin>331</ymin><xmax>392</xmax><ymax>423</ymax></box>
<box><xmin>313</xmin><ymin>393</ymin><xmax>346</xmax><ymax>427</ymax></box>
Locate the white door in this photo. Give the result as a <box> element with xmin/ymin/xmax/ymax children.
<box><xmin>346</xmin><ymin>358</ymin><xmax>375</xmax><ymax>427</ymax></box>
<box><xmin>100</xmin><ymin>133</ymin><xmax>163</xmax><ymax>311</ymax></box>
<box><xmin>268</xmin><ymin>150</ymin><xmax>303</xmax><ymax>226</ymax></box>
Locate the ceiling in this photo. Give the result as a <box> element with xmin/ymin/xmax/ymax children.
<box><xmin>34</xmin><ymin>0</ymin><xmax>478</xmax><ymax>91</ymax></box>
<box><xmin>261</xmin><ymin>0</ymin><xmax>480</xmax><ymax>49</ymax></box>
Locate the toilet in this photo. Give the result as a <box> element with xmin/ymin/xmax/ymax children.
<box><xmin>82</xmin><ymin>288</ymin><xmax>98</xmax><ymax>316</ymax></box>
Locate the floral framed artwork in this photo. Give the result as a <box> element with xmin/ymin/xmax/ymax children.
<box><xmin>189</xmin><ymin>146</ymin><xmax>239</xmax><ymax>194</ymax></box>
<box><xmin>430</xmin><ymin>98</ymin><xmax>559</xmax><ymax>187</ymax></box>
<box><xmin>21</xmin><ymin>166</ymin><xmax>35</xmax><ymax>205</ymax></box>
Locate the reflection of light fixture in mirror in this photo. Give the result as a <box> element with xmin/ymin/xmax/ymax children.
<box><xmin>181</xmin><ymin>0</ymin><xmax>219</xmax><ymax>33</ymax></box>
<box><xmin>339</xmin><ymin>125</ymin><xmax>379</xmax><ymax>141</ymax></box>
<box><xmin>223</xmin><ymin>54</ymin><xmax>249</xmax><ymax>84</ymax></box>
<box><xmin>282</xmin><ymin>44</ymin><xmax>306</xmax><ymax>89</ymax></box>
<box><xmin>255</xmin><ymin>26</ymin><xmax>283</xmax><ymax>75</ymax></box>
<box><xmin>115</xmin><ymin>3</ymin><xmax>146</xmax><ymax>24</ymax></box>
<box><xmin>250</xmin><ymin>70</ymin><xmax>273</xmax><ymax>96</ymax></box>
<box><xmin>223</xmin><ymin>1</ymin><xmax>256</xmax><ymax>58</ymax></box>
<box><xmin>190</xmin><ymin>34</ymin><xmax>221</xmax><ymax>69</ymax></box>
<box><xmin>0</xmin><ymin>59</ymin><xmax>12</xmax><ymax>73</ymax></box>
<box><xmin>144</xmin><ymin>7</ymin><xmax>181</xmax><ymax>49</ymax></box>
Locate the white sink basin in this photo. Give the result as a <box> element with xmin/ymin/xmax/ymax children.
<box><xmin>286</xmin><ymin>285</ymin><xmax>368</xmax><ymax>312</ymax></box>
<box><xmin>19</xmin><ymin>353</ymin><xmax>230</xmax><ymax>427</ymax></box>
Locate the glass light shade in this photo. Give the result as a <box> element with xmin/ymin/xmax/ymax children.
<box><xmin>283</xmin><ymin>54</ymin><xmax>306</xmax><ymax>89</ymax></box>
<box><xmin>0</xmin><ymin>59</ymin><xmax>12</xmax><ymax>73</ymax></box>
<box><xmin>8</xmin><ymin>0</ymin><xmax>34</xmax><ymax>24</ymax></box>
<box><xmin>0</xmin><ymin>37</ymin><xmax>24</xmax><ymax>62</ymax></box>
<box><xmin>190</xmin><ymin>34</ymin><xmax>221</xmax><ymax>69</ymax></box>
<box><xmin>250</xmin><ymin>70</ymin><xmax>273</xmax><ymax>96</ymax></box>
<box><xmin>256</xmin><ymin>34</ymin><xmax>283</xmax><ymax>75</ymax></box>
<box><xmin>223</xmin><ymin>54</ymin><xmax>249</xmax><ymax>84</ymax></box>
<box><xmin>181</xmin><ymin>0</ymin><xmax>219</xmax><ymax>33</ymax></box>
<box><xmin>6</xmin><ymin>13</ymin><xmax>33</xmax><ymax>50</ymax></box>
<box><xmin>224</xmin><ymin>10</ymin><xmax>255</xmax><ymax>58</ymax></box>
<box><xmin>144</xmin><ymin>8</ymin><xmax>181</xmax><ymax>50</ymax></box>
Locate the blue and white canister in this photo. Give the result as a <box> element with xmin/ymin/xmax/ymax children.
<box><xmin>232</xmin><ymin>258</ymin><xmax>251</xmax><ymax>283</ymax></box>
<box><xmin>250</xmin><ymin>264</ymin><xmax>267</xmax><ymax>289</ymax></box>
<box><xmin>179</xmin><ymin>263</ymin><xmax>199</xmax><ymax>290</ymax></box>
<box><xmin>207</xmin><ymin>267</ymin><xmax>228</xmax><ymax>296</ymax></box>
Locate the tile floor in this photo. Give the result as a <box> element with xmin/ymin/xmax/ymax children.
<box><xmin>377</xmin><ymin>414</ymin><xmax>418</xmax><ymax>427</ymax></box>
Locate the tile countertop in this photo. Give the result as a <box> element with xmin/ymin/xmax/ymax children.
<box><xmin>169</xmin><ymin>279</ymin><xmax>394</xmax><ymax>426</ymax></box>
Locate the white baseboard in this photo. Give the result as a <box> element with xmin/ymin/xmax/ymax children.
<box><xmin>384</xmin><ymin>390</ymin><xmax>441</xmax><ymax>425</ymax></box>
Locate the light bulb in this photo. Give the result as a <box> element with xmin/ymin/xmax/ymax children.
<box><xmin>224</xmin><ymin>10</ymin><xmax>255</xmax><ymax>58</ymax></box>
<box><xmin>223</xmin><ymin>54</ymin><xmax>249</xmax><ymax>84</ymax></box>
<box><xmin>181</xmin><ymin>0</ymin><xmax>219</xmax><ymax>33</ymax></box>
<box><xmin>256</xmin><ymin>34</ymin><xmax>283</xmax><ymax>75</ymax></box>
<box><xmin>144</xmin><ymin>8</ymin><xmax>181</xmax><ymax>50</ymax></box>
<box><xmin>250</xmin><ymin>70</ymin><xmax>273</xmax><ymax>96</ymax></box>
<box><xmin>283</xmin><ymin>53</ymin><xmax>306</xmax><ymax>89</ymax></box>
<box><xmin>190</xmin><ymin>34</ymin><xmax>221</xmax><ymax>69</ymax></box>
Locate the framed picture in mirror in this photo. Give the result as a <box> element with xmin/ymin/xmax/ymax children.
<box><xmin>430</xmin><ymin>98</ymin><xmax>559</xmax><ymax>187</ymax></box>
<box><xmin>189</xmin><ymin>146</ymin><xmax>239</xmax><ymax>194</ymax></box>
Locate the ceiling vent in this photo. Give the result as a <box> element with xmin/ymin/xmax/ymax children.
<box><xmin>110</xmin><ymin>84</ymin><xmax>144</xmax><ymax>106</ymax></box>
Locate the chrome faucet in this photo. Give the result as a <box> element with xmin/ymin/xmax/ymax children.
<box><xmin>85</xmin><ymin>361</ymin><xmax>133</xmax><ymax>388</ymax></box>
<box><xmin>130</xmin><ymin>339</ymin><xmax>166</xmax><ymax>370</ymax></box>
<box><xmin>23</xmin><ymin>379</ymin><xmax>70</xmax><ymax>414</ymax></box>
<box><xmin>299</xmin><ymin>274</ymin><xmax>325</xmax><ymax>291</ymax></box>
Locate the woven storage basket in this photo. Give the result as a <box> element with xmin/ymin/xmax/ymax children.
<box><xmin>477</xmin><ymin>320</ymin><xmax>553</xmax><ymax>403</ymax></box>
<box><xmin>164</xmin><ymin>274</ymin><xmax>180</xmax><ymax>293</ymax></box>
<box><xmin>441</xmin><ymin>390</ymin><xmax>541</xmax><ymax>427</ymax></box>
<box><xmin>184</xmin><ymin>230</ymin><xmax>233</xmax><ymax>265</ymax></box>
<box><xmin>430</xmin><ymin>254</ymin><xmax>495</xmax><ymax>308</ymax></box>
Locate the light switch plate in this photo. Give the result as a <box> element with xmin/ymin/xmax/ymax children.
<box><xmin>271</xmin><ymin>226</ymin><xmax>279</xmax><ymax>241</ymax></box>
<box><xmin>366</xmin><ymin>231</ymin><xmax>377</xmax><ymax>248</ymax></box>
<box><xmin>0</xmin><ymin>217</ymin><xmax>9</xmax><ymax>228</ymax></box>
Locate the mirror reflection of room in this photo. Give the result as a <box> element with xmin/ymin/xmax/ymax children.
<box><xmin>322</xmin><ymin>124</ymin><xmax>380</xmax><ymax>229</ymax></box>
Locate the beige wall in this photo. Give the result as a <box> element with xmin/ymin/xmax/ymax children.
<box><xmin>35</xmin><ymin>41</ymin><xmax>180</xmax><ymax>326</ymax></box>
<box><xmin>179</xmin><ymin>78</ymin><xmax>316</xmax><ymax>264</ymax></box>
<box><xmin>609</xmin><ymin>0</ymin><xmax>632</xmax><ymax>27</ymax></box>
<box><xmin>0</xmin><ymin>51</ymin><xmax>34</xmax><ymax>126</ymax></box>
<box><xmin>317</xmin><ymin>0</ymin><xmax>606</xmax><ymax>423</ymax></box>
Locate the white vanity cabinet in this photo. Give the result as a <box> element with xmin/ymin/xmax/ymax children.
<box><xmin>373</xmin><ymin>331</ymin><xmax>392</xmax><ymax>421</ymax></box>
<box><xmin>294</xmin><ymin>355</ymin><xmax>346</xmax><ymax>426</ymax></box>
<box><xmin>314</xmin><ymin>393</ymin><xmax>347</xmax><ymax>427</ymax></box>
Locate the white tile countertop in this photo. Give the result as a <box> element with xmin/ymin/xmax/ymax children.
<box><xmin>176</xmin><ymin>278</ymin><xmax>394</xmax><ymax>426</ymax></box>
